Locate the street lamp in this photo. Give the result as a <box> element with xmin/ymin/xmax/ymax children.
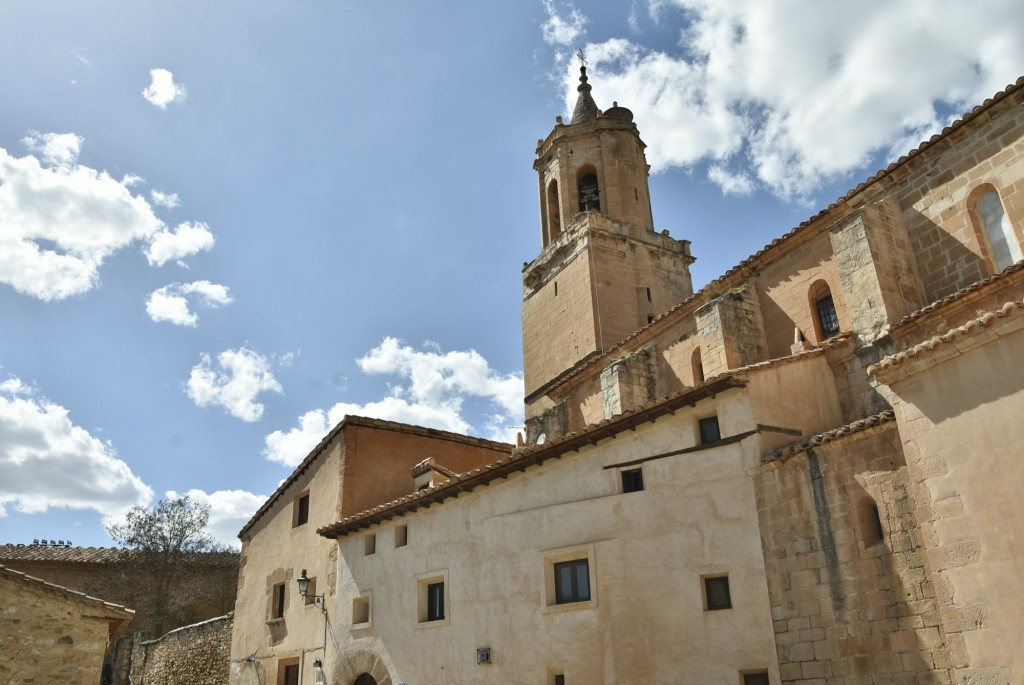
<box><xmin>297</xmin><ymin>569</ymin><xmax>326</xmax><ymax>614</ymax></box>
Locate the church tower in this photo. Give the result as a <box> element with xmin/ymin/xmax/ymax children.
<box><xmin>522</xmin><ymin>66</ymin><xmax>695</xmax><ymax>425</ymax></box>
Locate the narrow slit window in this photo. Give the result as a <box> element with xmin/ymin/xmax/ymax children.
<box><xmin>426</xmin><ymin>582</ymin><xmax>445</xmax><ymax>621</ymax></box>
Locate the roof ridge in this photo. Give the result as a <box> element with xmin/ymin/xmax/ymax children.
<box><xmin>0</xmin><ymin>563</ymin><xmax>134</xmax><ymax>617</ymax></box>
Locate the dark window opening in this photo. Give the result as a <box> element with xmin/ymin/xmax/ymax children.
<box><xmin>294</xmin><ymin>493</ymin><xmax>309</xmax><ymax>527</ymax></box>
<box><xmin>646</xmin><ymin>287</ymin><xmax>652</xmax><ymax>303</ymax></box>
<box><xmin>647</xmin><ymin>314</ymin><xmax>655</xmax><ymax>324</ymax></box>
<box><xmin>426</xmin><ymin>582</ymin><xmax>445</xmax><ymax>621</ymax></box>
<box><xmin>554</xmin><ymin>559</ymin><xmax>590</xmax><ymax>604</ymax></box>
<box><xmin>816</xmin><ymin>294</ymin><xmax>840</xmax><ymax>339</ymax></box>
<box><xmin>281</xmin><ymin>664</ymin><xmax>299</xmax><ymax>685</ymax></box>
<box><xmin>554</xmin><ymin>676</ymin><xmax>566</xmax><ymax>685</ymax></box>
<box><xmin>395</xmin><ymin>525</ymin><xmax>408</xmax><ymax>548</ymax></box>
<box><xmin>743</xmin><ymin>673</ymin><xmax>770</xmax><ymax>685</ymax></box>
<box><xmin>272</xmin><ymin>582</ymin><xmax>286</xmax><ymax>619</ymax></box>
<box><xmin>859</xmin><ymin>496</ymin><xmax>885</xmax><ymax>547</ymax></box>
<box><xmin>578</xmin><ymin>173</ymin><xmax>600</xmax><ymax>212</ymax></box>
<box><xmin>704</xmin><ymin>575</ymin><xmax>731</xmax><ymax>611</ymax></box>
<box><xmin>698</xmin><ymin>416</ymin><xmax>721</xmax><ymax>444</ymax></box>
<box><xmin>547</xmin><ymin>180</ymin><xmax>562</xmax><ymax>241</ymax></box>
<box><xmin>554</xmin><ymin>281</ymin><xmax>558</xmax><ymax>296</ymax></box>
<box><xmin>621</xmin><ymin>468</ymin><xmax>644</xmax><ymax>493</ymax></box>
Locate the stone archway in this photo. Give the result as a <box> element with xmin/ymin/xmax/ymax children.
<box><xmin>332</xmin><ymin>650</ymin><xmax>392</xmax><ymax>685</ymax></box>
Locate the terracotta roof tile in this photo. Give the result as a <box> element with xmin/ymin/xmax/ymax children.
<box><xmin>870</xmin><ymin>297</ymin><xmax>1024</xmax><ymax>376</ymax></box>
<box><xmin>890</xmin><ymin>261</ymin><xmax>1024</xmax><ymax>331</ymax></box>
<box><xmin>764</xmin><ymin>410</ymin><xmax>897</xmax><ymax>462</ymax></box>
<box><xmin>0</xmin><ymin>544</ymin><xmax>238</xmax><ymax>566</ymax></box>
<box><xmin>0</xmin><ymin>563</ymin><xmax>135</xmax><ymax>618</ymax></box>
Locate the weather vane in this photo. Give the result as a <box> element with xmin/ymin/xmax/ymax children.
<box><xmin>576</xmin><ymin>49</ymin><xmax>587</xmax><ymax>68</ymax></box>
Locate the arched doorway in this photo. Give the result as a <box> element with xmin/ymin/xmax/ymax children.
<box><xmin>353</xmin><ymin>675</ymin><xmax>378</xmax><ymax>685</ymax></box>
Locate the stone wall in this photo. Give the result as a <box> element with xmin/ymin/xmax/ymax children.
<box><xmin>131</xmin><ymin>613</ymin><xmax>233</xmax><ymax>685</ymax></box>
<box><xmin>0</xmin><ymin>566</ymin><xmax>132</xmax><ymax>685</ymax></box>
<box><xmin>754</xmin><ymin>424</ymin><xmax>954</xmax><ymax>684</ymax></box>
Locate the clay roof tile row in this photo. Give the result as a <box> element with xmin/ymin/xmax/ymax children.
<box><xmin>0</xmin><ymin>563</ymin><xmax>134</xmax><ymax>618</ymax></box>
<box><xmin>765</xmin><ymin>410</ymin><xmax>897</xmax><ymax>462</ymax></box>
<box><xmin>890</xmin><ymin>261</ymin><xmax>1024</xmax><ymax>331</ymax></box>
<box><xmin>0</xmin><ymin>544</ymin><xmax>238</xmax><ymax>566</ymax></box>
<box><xmin>870</xmin><ymin>297</ymin><xmax>1024</xmax><ymax>376</ymax></box>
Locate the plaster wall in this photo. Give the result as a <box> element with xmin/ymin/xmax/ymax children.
<box><xmin>230</xmin><ymin>435</ymin><xmax>343</xmax><ymax>685</ymax></box>
<box><xmin>327</xmin><ymin>397</ymin><xmax>779</xmax><ymax>685</ymax></box>
<box><xmin>883</xmin><ymin>322</ymin><xmax>1024</xmax><ymax>684</ymax></box>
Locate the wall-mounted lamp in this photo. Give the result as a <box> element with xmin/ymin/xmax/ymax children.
<box><xmin>297</xmin><ymin>569</ymin><xmax>327</xmax><ymax>614</ymax></box>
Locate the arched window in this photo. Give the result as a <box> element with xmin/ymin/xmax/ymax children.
<box><xmin>809</xmin><ymin>281</ymin><xmax>839</xmax><ymax>341</ymax></box>
<box><xmin>546</xmin><ymin>179</ymin><xmax>562</xmax><ymax>243</ymax></box>
<box><xmin>972</xmin><ymin>187</ymin><xmax>1022</xmax><ymax>271</ymax></box>
<box><xmin>577</xmin><ymin>169</ymin><xmax>600</xmax><ymax>212</ymax></box>
<box><xmin>353</xmin><ymin>675</ymin><xmax>378</xmax><ymax>685</ymax></box>
<box><xmin>857</xmin><ymin>496</ymin><xmax>885</xmax><ymax>548</ymax></box>
<box><xmin>691</xmin><ymin>347</ymin><xmax>704</xmax><ymax>385</ymax></box>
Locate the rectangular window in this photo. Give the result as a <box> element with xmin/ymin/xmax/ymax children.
<box><xmin>698</xmin><ymin>416</ymin><xmax>721</xmax><ymax>444</ymax></box>
<box><xmin>426</xmin><ymin>582</ymin><xmax>445</xmax><ymax>621</ymax></box>
<box><xmin>621</xmin><ymin>468</ymin><xmax>644</xmax><ymax>493</ymax></box>
<box><xmin>554</xmin><ymin>676</ymin><xmax>565</xmax><ymax>685</ymax></box>
<box><xmin>742</xmin><ymin>673</ymin><xmax>769</xmax><ymax>685</ymax></box>
<box><xmin>278</xmin><ymin>662</ymin><xmax>299</xmax><ymax>685</ymax></box>
<box><xmin>554</xmin><ymin>559</ymin><xmax>590</xmax><ymax>604</ymax></box>
<box><xmin>352</xmin><ymin>595</ymin><xmax>371</xmax><ymax>625</ymax></box>
<box><xmin>703</xmin><ymin>575</ymin><xmax>731</xmax><ymax>611</ymax></box>
<box><xmin>395</xmin><ymin>525</ymin><xmax>408</xmax><ymax>548</ymax></box>
<box><xmin>364</xmin><ymin>534</ymin><xmax>376</xmax><ymax>556</ymax></box>
<box><xmin>293</xmin><ymin>492</ymin><xmax>310</xmax><ymax>527</ymax></box>
<box><xmin>272</xmin><ymin>582</ymin><xmax>286</xmax><ymax>619</ymax></box>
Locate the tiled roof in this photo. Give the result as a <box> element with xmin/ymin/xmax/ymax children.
<box><xmin>0</xmin><ymin>544</ymin><xmax>238</xmax><ymax>566</ymax></box>
<box><xmin>318</xmin><ymin>375</ymin><xmax>747</xmax><ymax>539</ymax></box>
<box><xmin>238</xmin><ymin>414</ymin><xmax>513</xmax><ymax>538</ymax></box>
<box><xmin>764</xmin><ymin>410</ymin><xmax>897</xmax><ymax>462</ymax></box>
<box><xmin>532</xmin><ymin>76</ymin><xmax>1024</xmax><ymax>398</ymax></box>
<box><xmin>870</xmin><ymin>296</ymin><xmax>1024</xmax><ymax>376</ymax></box>
<box><xmin>0</xmin><ymin>563</ymin><xmax>134</xmax><ymax>619</ymax></box>
<box><xmin>890</xmin><ymin>261</ymin><xmax>1024</xmax><ymax>332</ymax></box>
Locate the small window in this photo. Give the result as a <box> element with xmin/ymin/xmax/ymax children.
<box><xmin>426</xmin><ymin>582</ymin><xmax>445</xmax><ymax>621</ymax></box>
<box><xmin>293</xmin><ymin>492</ymin><xmax>309</xmax><ymax>527</ymax></box>
<box><xmin>352</xmin><ymin>595</ymin><xmax>370</xmax><ymax>625</ymax></box>
<box><xmin>278</xmin><ymin>661</ymin><xmax>300</xmax><ymax>685</ymax></box>
<box><xmin>698</xmin><ymin>416</ymin><xmax>721</xmax><ymax>444</ymax></box>
<box><xmin>554</xmin><ymin>559</ymin><xmax>590</xmax><ymax>604</ymax></box>
<box><xmin>272</xmin><ymin>582</ymin><xmax>286</xmax><ymax>619</ymax></box>
<box><xmin>364</xmin><ymin>534</ymin><xmax>376</xmax><ymax>556</ymax></box>
<box><xmin>816</xmin><ymin>294</ymin><xmax>840</xmax><ymax>339</ymax></box>
<box><xmin>621</xmin><ymin>468</ymin><xmax>644</xmax><ymax>493</ymax></box>
<box><xmin>395</xmin><ymin>525</ymin><xmax>408</xmax><ymax>548</ymax></box>
<box><xmin>578</xmin><ymin>173</ymin><xmax>600</xmax><ymax>212</ymax></box>
<box><xmin>742</xmin><ymin>673</ymin><xmax>770</xmax><ymax>685</ymax></box>
<box><xmin>692</xmin><ymin>348</ymin><xmax>704</xmax><ymax>385</ymax></box>
<box><xmin>646</xmin><ymin>287</ymin><xmax>652</xmax><ymax>303</ymax></box>
<box><xmin>858</xmin><ymin>496</ymin><xmax>885</xmax><ymax>547</ymax></box>
<box><xmin>703</xmin><ymin>575</ymin><xmax>731</xmax><ymax>611</ymax></box>
<box><xmin>554</xmin><ymin>675</ymin><xmax>566</xmax><ymax>685</ymax></box>
<box><xmin>417</xmin><ymin>573</ymin><xmax>448</xmax><ymax>624</ymax></box>
<box><xmin>646</xmin><ymin>314</ymin><xmax>655</xmax><ymax>324</ymax></box>
<box><xmin>976</xmin><ymin>189</ymin><xmax>1022</xmax><ymax>270</ymax></box>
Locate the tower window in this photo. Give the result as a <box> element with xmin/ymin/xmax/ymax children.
<box><xmin>547</xmin><ymin>179</ymin><xmax>561</xmax><ymax>243</ymax></box>
<box><xmin>578</xmin><ymin>173</ymin><xmax>600</xmax><ymax>212</ymax></box>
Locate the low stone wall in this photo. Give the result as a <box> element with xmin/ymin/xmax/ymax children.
<box><xmin>130</xmin><ymin>612</ymin><xmax>232</xmax><ymax>685</ymax></box>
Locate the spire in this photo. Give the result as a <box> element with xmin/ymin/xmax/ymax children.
<box><xmin>570</xmin><ymin>65</ymin><xmax>599</xmax><ymax>124</ymax></box>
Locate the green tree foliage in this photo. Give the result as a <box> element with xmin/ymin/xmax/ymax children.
<box><xmin>107</xmin><ymin>495</ymin><xmax>221</xmax><ymax>636</ymax></box>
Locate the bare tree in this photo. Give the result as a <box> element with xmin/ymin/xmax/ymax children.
<box><xmin>107</xmin><ymin>495</ymin><xmax>219</xmax><ymax>636</ymax></box>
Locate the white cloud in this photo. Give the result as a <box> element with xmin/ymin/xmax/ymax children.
<box><xmin>146</xmin><ymin>280</ymin><xmax>233</xmax><ymax>327</ymax></box>
<box><xmin>142</xmin><ymin>68</ymin><xmax>187</xmax><ymax>109</ymax></box>
<box><xmin>558</xmin><ymin>0</ymin><xmax>1024</xmax><ymax>200</ymax></box>
<box><xmin>167</xmin><ymin>488</ymin><xmax>267</xmax><ymax>548</ymax></box>
<box><xmin>541</xmin><ymin>0</ymin><xmax>588</xmax><ymax>46</ymax></box>
<box><xmin>0</xmin><ymin>376</ymin><xmax>153</xmax><ymax>519</ymax></box>
<box><xmin>150</xmin><ymin>190</ymin><xmax>180</xmax><ymax>208</ymax></box>
<box><xmin>0</xmin><ymin>137</ymin><xmax>165</xmax><ymax>300</ymax></box>
<box><xmin>187</xmin><ymin>348</ymin><xmax>283</xmax><ymax>422</ymax></box>
<box><xmin>263</xmin><ymin>338</ymin><xmax>524</xmax><ymax>466</ymax></box>
<box><xmin>145</xmin><ymin>221</ymin><xmax>215</xmax><ymax>267</ymax></box>
<box><xmin>22</xmin><ymin>132</ymin><xmax>83</xmax><ymax>168</ymax></box>
<box><xmin>708</xmin><ymin>164</ymin><xmax>754</xmax><ymax>196</ymax></box>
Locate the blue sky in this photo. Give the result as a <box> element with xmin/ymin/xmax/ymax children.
<box><xmin>2</xmin><ymin>0</ymin><xmax>1023</xmax><ymax>548</ymax></box>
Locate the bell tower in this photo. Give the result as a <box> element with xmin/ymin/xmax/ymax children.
<box><xmin>522</xmin><ymin>66</ymin><xmax>695</xmax><ymax>421</ymax></box>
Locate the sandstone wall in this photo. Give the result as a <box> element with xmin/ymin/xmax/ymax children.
<box><xmin>754</xmin><ymin>425</ymin><xmax>954</xmax><ymax>684</ymax></box>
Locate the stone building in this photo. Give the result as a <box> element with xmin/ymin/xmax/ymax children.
<box><xmin>0</xmin><ymin>563</ymin><xmax>134</xmax><ymax>685</ymax></box>
<box><xmin>0</xmin><ymin>543</ymin><xmax>238</xmax><ymax>684</ymax></box>
<box><xmin>229</xmin><ymin>71</ymin><xmax>1024</xmax><ymax>685</ymax></box>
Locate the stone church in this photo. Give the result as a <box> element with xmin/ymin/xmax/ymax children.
<box><xmin>229</xmin><ymin>69</ymin><xmax>1024</xmax><ymax>685</ymax></box>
